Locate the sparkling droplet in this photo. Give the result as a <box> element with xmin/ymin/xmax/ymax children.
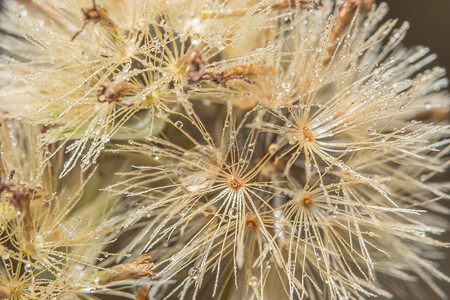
<box><xmin>248</xmin><ymin>276</ymin><xmax>258</xmax><ymax>287</ymax></box>
<box><xmin>228</xmin><ymin>207</ymin><xmax>238</xmax><ymax>219</ymax></box>
<box><xmin>174</xmin><ymin>121</ymin><xmax>183</xmax><ymax>129</ymax></box>
<box><xmin>289</xmin><ymin>261</ymin><xmax>295</xmax><ymax>272</ymax></box>
<box><xmin>188</xmin><ymin>267</ymin><xmax>200</xmax><ymax>280</ymax></box>
<box><xmin>366</xmin><ymin>127</ymin><xmax>376</xmax><ymax>135</ymax></box>
<box><xmin>24</xmin><ymin>263</ymin><xmax>32</xmax><ymax>272</ymax></box>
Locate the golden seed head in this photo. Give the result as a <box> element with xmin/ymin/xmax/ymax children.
<box><xmin>300</xmin><ymin>194</ymin><xmax>313</xmax><ymax>208</ymax></box>
<box><xmin>245</xmin><ymin>215</ymin><xmax>259</xmax><ymax>231</ymax></box>
<box><xmin>300</xmin><ymin>125</ymin><xmax>315</xmax><ymax>143</ymax></box>
<box><xmin>228</xmin><ymin>175</ymin><xmax>243</xmax><ymax>190</ymax></box>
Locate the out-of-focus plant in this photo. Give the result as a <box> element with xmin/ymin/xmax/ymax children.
<box><xmin>0</xmin><ymin>0</ymin><xmax>449</xmax><ymax>299</ymax></box>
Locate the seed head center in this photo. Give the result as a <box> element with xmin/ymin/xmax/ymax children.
<box><xmin>300</xmin><ymin>126</ymin><xmax>315</xmax><ymax>142</ymax></box>
<box><xmin>245</xmin><ymin>215</ymin><xmax>259</xmax><ymax>230</ymax></box>
<box><xmin>228</xmin><ymin>175</ymin><xmax>243</xmax><ymax>190</ymax></box>
<box><xmin>301</xmin><ymin>195</ymin><xmax>313</xmax><ymax>208</ymax></box>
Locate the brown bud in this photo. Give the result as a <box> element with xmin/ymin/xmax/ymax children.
<box><xmin>71</xmin><ymin>0</ymin><xmax>120</xmax><ymax>41</ymax></box>
<box><xmin>96</xmin><ymin>254</ymin><xmax>156</xmax><ymax>285</ymax></box>
<box><xmin>97</xmin><ymin>82</ymin><xmax>142</xmax><ymax>104</ymax></box>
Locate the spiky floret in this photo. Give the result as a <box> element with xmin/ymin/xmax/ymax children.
<box><xmin>0</xmin><ymin>0</ymin><xmax>287</xmax><ymax>177</ymax></box>
<box><xmin>104</xmin><ymin>1</ymin><xmax>450</xmax><ymax>299</ymax></box>
<box><xmin>0</xmin><ymin>120</ymin><xmax>157</xmax><ymax>299</ymax></box>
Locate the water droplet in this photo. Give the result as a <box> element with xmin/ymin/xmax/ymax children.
<box><xmin>174</xmin><ymin>121</ymin><xmax>183</xmax><ymax>129</ymax></box>
<box><xmin>25</xmin><ymin>263</ymin><xmax>32</xmax><ymax>272</ymax></box>
<box><xmin>366</xmin><ymin>127</ymin><xmax>376</xmax><ymax>135</ymax></box>
<box><xmin>248</xmin><ymin>276</ymin><xmax>258</xmax><ymax>287</ymax></box>
<box><xmin>288</xmin><ymin>261</ymin><xmax>295</xmax><ymax>272</ymax></box>
<box><xmin>189</xmin><ymin>267</ymin><xmax>200</xmax><ymax>280</ymax></box>
<box><xmin>177</xmin><ymin>146</ymin><xmax>218</xmax><ymax>192</ymax></box>
<box><xmin>228</xmin><ymin>207</ymin><xmax>238</xmax><ymax>219</ymax></box>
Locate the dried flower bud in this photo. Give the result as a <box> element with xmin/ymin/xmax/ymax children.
<box><xmin>71</xmin><ymin>0</ymin><xmax>120</xmax><ymax>41</ymax></box>
<box><xmin>97</xmin><ymin>82</ymin><xmax>143</xmax><ymax>104</ymax></box>
<box><xmin>135</xmin><ymin>285</ymin><xmax>150</xmax><ymax>300</ymax></box>
<box><xmin>185</xmin><ymin>49</ymin><xmax>207</xmax><ymax>81</ymax></box>
<box><xmin>95</xmin><ymin>254</ymin><xmax>156</xmax><ymax>285</ymax></box>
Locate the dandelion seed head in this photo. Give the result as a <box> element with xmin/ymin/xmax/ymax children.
<box><xmin>228</xmin><ymin>174</ymin><xmax>244</xmax><ymax>191</ymax></box>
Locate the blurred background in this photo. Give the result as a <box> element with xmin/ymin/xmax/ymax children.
<box><xmin>388</xmin><ymin>1</ymin><xmax>450</xmax><ymax>297</ymax></box>
<box><xmin>388</xmin><ymin>0</ymin><xmax>450</xmax><ymax>93</ymax></box>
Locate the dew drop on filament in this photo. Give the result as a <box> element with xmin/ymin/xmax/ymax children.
<box><xmin>189</xmin><ymin>267</ymin><xmax>200</xmax><ymax>280</ymax></box>
<box><xmin>248</xmin><ymin>276</ymin><xmax>258</xmax><ymax>287</ymax></box>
